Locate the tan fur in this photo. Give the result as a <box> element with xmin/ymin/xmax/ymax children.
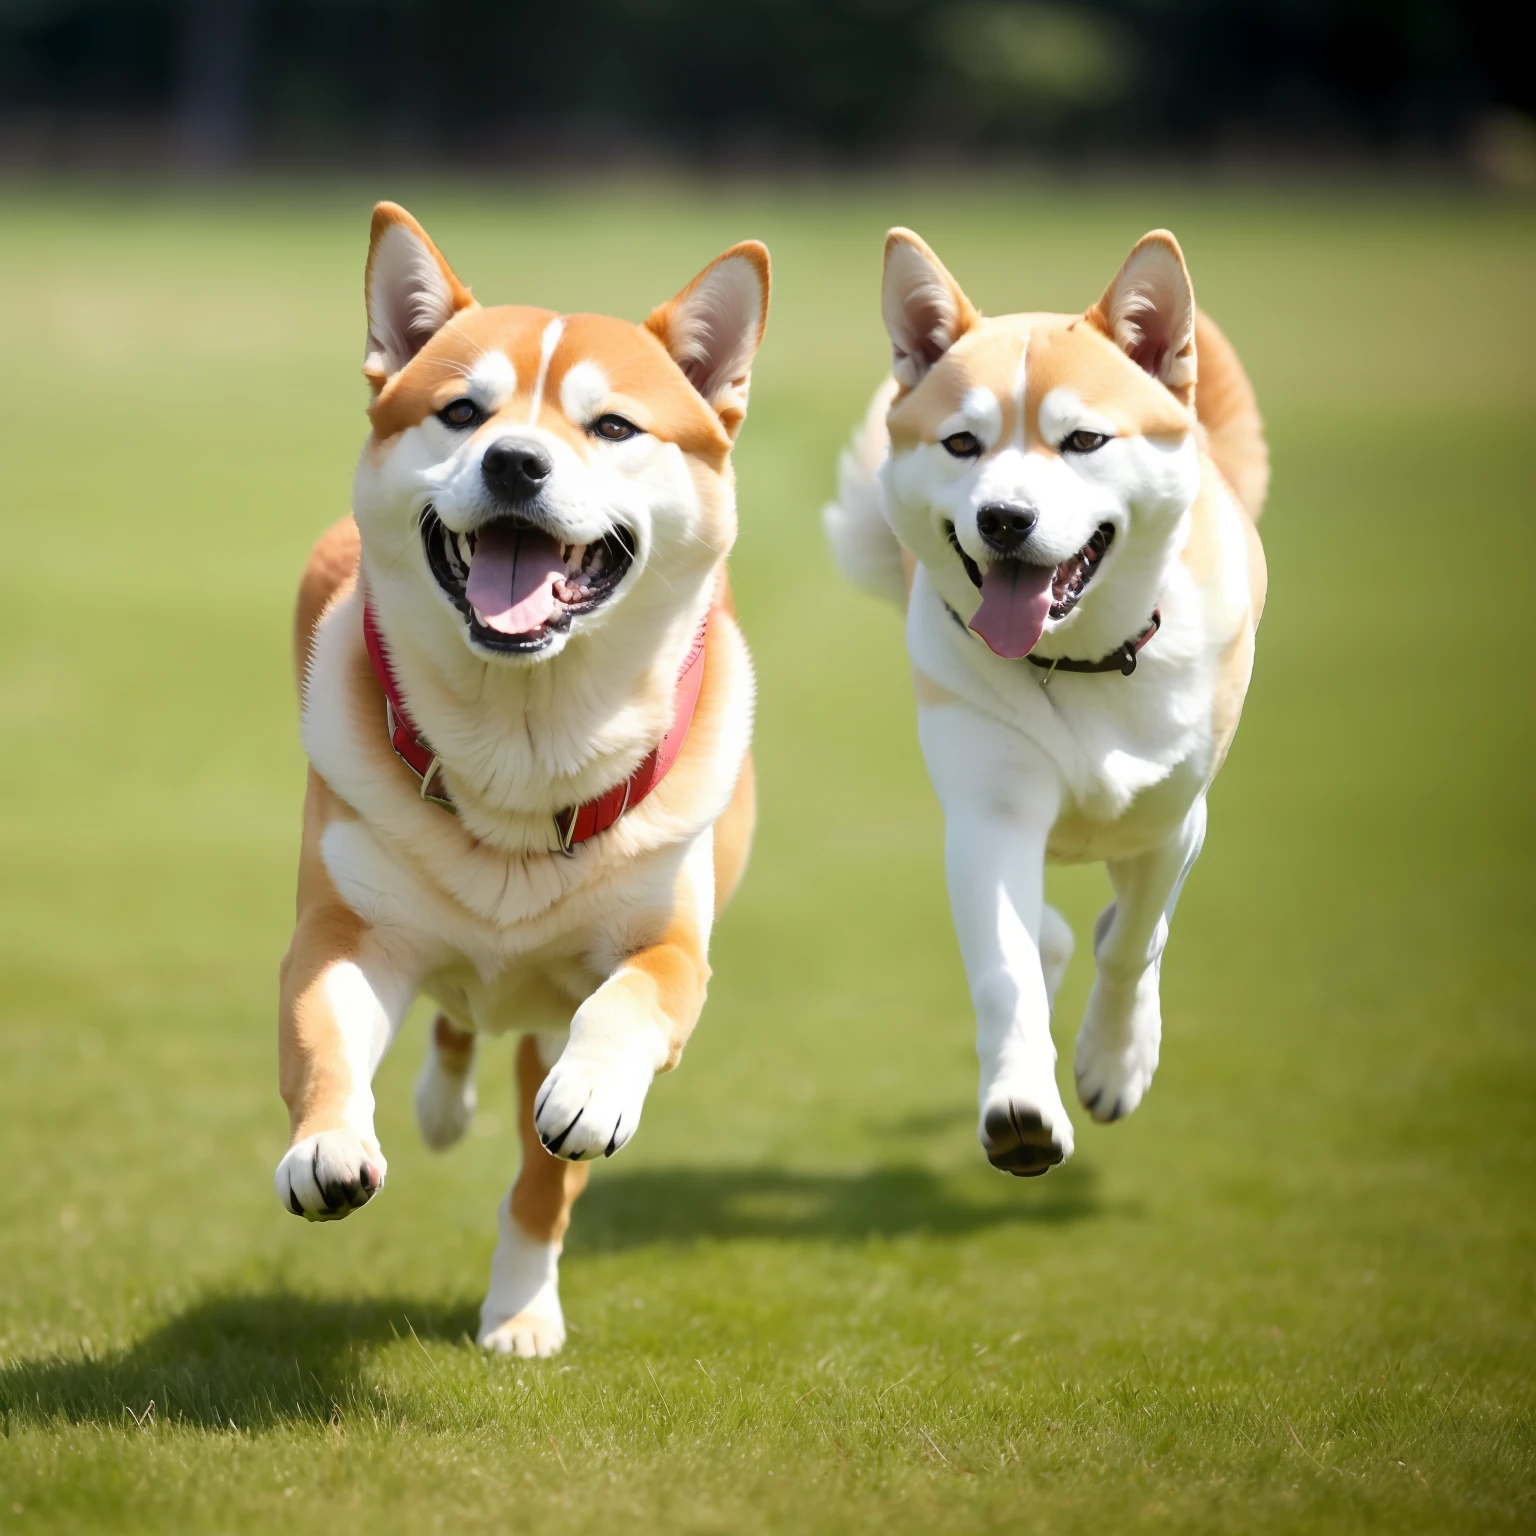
<box><xmin>711</xmin><ymin>753</ymin><xmax>755</xmax><ymax>913</ymax></box>
<box><xmin>1191</xmin><ymin>310</ymin><xmax>1269</xmax><ymax>518</ymax></box>
<box><xmin>509</xmin><ymin>1034</ymin><xmax>590</xmax><ymax>1243</ymax></box>
<box><xmin>293</xmin><ymin>517</ymin><xmax>360</xmax><ymax>687</ymax></box>
<box><xmin>431</xmin><ymin>1012</ymin><xmax>475</xmax><ymax>1073</ymax></box>
<box><xmin>368</xmin><ymin>307</ymin><xmax>733</xmax><ymax>466</ymax></box>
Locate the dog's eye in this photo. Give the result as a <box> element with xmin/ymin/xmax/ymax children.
<box><xmin>591</xmin><ymin>414</ymin><xmax>641</xmax><ymax>442</ymax></box>
<box><xmin>942</xmin><ymin>431</ymin><xmax>983</xmax><ymax>458</ymax></box>
<box><xmin>438</xmin><ymin>398</ymin><xmax>482</xmax><ymax>429</ymax></box>
<box><xmin>1061</xmin><ymin>429</ymin><xmax>1110</xmax><ymax>454</ymax></box>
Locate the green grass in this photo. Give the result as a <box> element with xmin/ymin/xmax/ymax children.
<box><xmin>0</xmin><ymin>178</ymin><xmax>1533</xmax><ymax>1533</ymax></box>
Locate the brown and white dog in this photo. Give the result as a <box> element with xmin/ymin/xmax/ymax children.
<box><xmin>276</xmin><ymin>204</ymin><xmax>767</xmax><ymax>1355</ymax></box>
<box><xmin>825</xmin><ymin>228</ymin><xmax>1267</xmax><ymax>1176</ymax></box>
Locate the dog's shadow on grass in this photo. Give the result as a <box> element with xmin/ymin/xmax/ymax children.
<box><xmin>569</xmin><ymin>1156</ymin><xmax>1100</xmax><ymax>1250</ymax></box>
<box><xmin>0</xmin><ymin>1159</ymin><xmax>1100</xmax><ymax>1430</ymax></box>
<box><xmin>0</xmin><ymin>1291</ymin><xmax>481</xmax><ymax>1433</ymax></box>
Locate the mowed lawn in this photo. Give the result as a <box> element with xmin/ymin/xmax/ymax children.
<box><xmin>0</xmin><ymin>180</ymin><xmax>1532</xmax><ymax>1534</ymax></box>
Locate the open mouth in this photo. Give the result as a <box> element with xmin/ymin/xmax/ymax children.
<box><xmin>947</xmin><ymin>521</ymin><xmax>1115</xmax><ymax>659</ymax></box>
<box><xmin>422</xmin><ymin>507</ymin><xmax>635</xmax><ymax>654</ymax></box>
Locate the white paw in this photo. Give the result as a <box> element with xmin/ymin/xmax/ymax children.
<box><xmin>1074</xmin><ymin>968</ymin><xmax>1162</xmax><ymax>1123</ymax></box>
<box><xmin>977</xmin><ymin>1078</ymin><xmax>1075</xmax><ymax>1177</ymax></box>
<box><xmin>274</xmin><ymin>1130</ymin><xmax>386</xmax><ymax>1221</ymax></box>
<box><xmin>533</xmin><ymin>1042</ymin><xmax>654</xmax><ymax>1161</ymax></box>
<box><xmin>414</xmin><ymin>1052</ymin><xmax>477</xmax><ymax>1151</ymax></box>
<box><xmin>478</xmin><ymin>1309</ymin><xmax>566</xmax><ymax>1358</ymax></box>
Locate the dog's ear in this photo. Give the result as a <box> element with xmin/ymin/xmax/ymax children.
<box><xmin>881</xmin><ymin>229</ymin><xmax>979</xmax><ymax>390</ymax></box>
<box><xmin>1086</xmin><ymin>231</ymin><xmax>1196</xmax><ymax>407</ymax></box>
<box><xmin>363</xmin><ymin>203</ymin><xmax>476</xmax><ymax>392</ymax></box>
<box><xmin>646</xmin><ymin>242</ymin><xmax>770</xmax><ymax>439</ymax></box>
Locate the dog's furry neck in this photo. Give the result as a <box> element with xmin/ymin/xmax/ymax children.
<box><xmin>360</xmin><ymin>555</ymin><xmax>719</xmax><ymax>843</ymax></box>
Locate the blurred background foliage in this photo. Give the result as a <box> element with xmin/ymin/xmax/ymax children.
<box><xmin>0</xmin><ymin>0</ymin><xmax>1532</xmax><ymax>175</ymax></box>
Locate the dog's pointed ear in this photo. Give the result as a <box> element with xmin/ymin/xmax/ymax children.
<box><xmin>1086</xmin><ymin>231</ymin><xmax>1196</xmax><ymax>406</ymax></box>
<box><xmin>646</xmin><ymin>241</ymin><xmax>770</xmax><ymax>439</ymax></box>
<box><xmin>882</xmin><ymin>229</ymin><xmax>979</xmax><ymax>390</ymax></box>
<box><xmin>364</xmin><ymin>203</ymin><xmax>476</xmax><ymax>392</ymax></box>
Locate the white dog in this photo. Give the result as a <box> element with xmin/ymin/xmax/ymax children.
<box><xmin>825</xmin><ymin>228</ymin><xmax>1267</xmax><ymax>1174</ymax></box>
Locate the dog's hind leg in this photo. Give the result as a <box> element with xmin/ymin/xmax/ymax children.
<box><xmin>1074</xmin><ymin>798</ymin><xmax>1207</xmax><ymax>1124</ymax></box>
<box><xmin>479</xmin><ymin>1034</ymin><xmax>591</xmax><ymax>1358</ymax></box>
<box><xmin>413</xmin><ymin>1013</ymin><xmax>478</xmax><ymax>1150</ymax></box>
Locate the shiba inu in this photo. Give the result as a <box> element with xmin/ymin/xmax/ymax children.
<box><xmin>276</xmin><ymin>203</ymin><xmax>768</xmax><ymax>1354</ymax></box>
<box><xmin>825</xmin><ymin>228</ymin><xmax>1267</xmax><ymax>1175</ymax></box>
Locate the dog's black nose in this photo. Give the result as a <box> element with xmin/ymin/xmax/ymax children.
<box><xmin>482</xmin><ymin>439</ymin><xmax>553</xmax><ymax>502</ymax></box>
<box><xmin>976</xmin><ymin>502</ymin><xmax>1039</xmax><ymax>554</ymax></box>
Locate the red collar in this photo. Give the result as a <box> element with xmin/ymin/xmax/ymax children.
<box><xmin>361</xmin><ymin>598</ymin><xmax>710</xmax><ymax>854</ymax></box>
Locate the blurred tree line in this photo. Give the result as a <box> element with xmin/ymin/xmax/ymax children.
<box><xmin>0</xmin><ymin>0</ymin><xmax>1529</xmax><ymax>169</ymax></box>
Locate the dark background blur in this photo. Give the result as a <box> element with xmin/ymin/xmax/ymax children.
<box><xmin>1</xmin><ymin>0</ymin><xmax>1533</xmax><ymax>179</ymax></box>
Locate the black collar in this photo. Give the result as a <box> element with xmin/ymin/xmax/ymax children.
<box><xmin>945</xmin><ymin>604</ymin><xmax>1162</xmax><ymax>678</ymax></box>
<box><xmin>1028</xmin><ymin>609</ymin><xmax>1161</xmax><ymax>677</ymax></box>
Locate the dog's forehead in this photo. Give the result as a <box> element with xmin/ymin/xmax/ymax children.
<box><xmin>1025</xmin><ymin>321</ymin><xmax>1191</xmax><ymax>439</ymax></box>
<box><xmin>888</xmin><ymin>312</ymin><xmax>1191</xmax><ymax>448</ymax></box>
<box><xmin>887</xmin><ymin>320</ymin><xmax>1033</xmax><ymax>447</ymax></box>
<box><xmin>553</xmin><ymin>313</ymin><xmax>725</xmax><ymax>450</ymax></box>
<box><xmin>369</xmin><ymin>306</ymin><xmax>725</xmax><ymax>453</ymax></box>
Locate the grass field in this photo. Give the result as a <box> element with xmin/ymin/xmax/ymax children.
<box><xmin>0</xmin><ymin>178</ymin><xmax>1533</xmax><ymax>1533</ymax></box>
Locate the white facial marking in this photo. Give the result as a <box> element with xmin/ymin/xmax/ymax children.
<box><xmin>1038</xmin><ymin>386</ymin><xmax>1117</xmax><ymax>449</ymax></box>
<box><xmin>560</xmin><ymin>360</ymin><xmax>610</xmax><ymax>426</ymax></box>
<box><xmin>529</xmin><ymin>317</ymin><xmax>565</xmax><ymax>423</ymax></box>
<box><xmin>938</xmin><ymin>386</ymin><xmax>1002</xmax><ymax>446</ymax></box>
<box><xmin>1011</xmin><ymin>333</ymin><xmax>1030</xmax><ymax>448</ymax></box>
<box><xmin>467</xmin><ymin>351</ymin><xmax>517</xmax><ymax>414</ymax></box>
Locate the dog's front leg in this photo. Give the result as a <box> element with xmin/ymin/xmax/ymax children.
<box><xmin>1075</xmin><ymin>797</ymin><xmax>1207</xmax><ymax>1123</ymax></box>
<box><xmin>273</xmin><ymin>834</ymin><xmax>415</xmax><ymax>1220</ymax></box>
<box><xmin>921</xmin><ymin>705</ymin><xmax>1073</xmax><ymax>1176</ymax></box>
<box><xmin>534</xmin><ymin>833</ymin><xmax>714</xmax><ymax>1163</ymax></box>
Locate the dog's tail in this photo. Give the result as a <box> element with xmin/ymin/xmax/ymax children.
<box><xmin>1195</xmin><ymin>310</ymin><xmax>1269</xmax><ymax>519</ymax></box>
<box><xmin>822</xmin><ymin>376</ymin><xmax>907</xmax><ymax>607</ymax></box>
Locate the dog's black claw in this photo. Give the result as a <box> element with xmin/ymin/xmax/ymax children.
<box><xmin>288</xmin><ymin>1187</ymin><xmax>304</xmax><ymax>1217</ymax></box>
<box><xmin>542</xmin><ymin>1107</ymin><xmax>584</xmax><ymax>1155</ymax></box>
<box><xmin>1082</xmin><ymin>1088</ymin><xmax>1103</xmax><ymax>1112</ymax></box>
<box><xmin>604</xmin><ymin>1120</ymin><xmax>622</xmax><ymax>1158</ymax></box>
<box><xmin>310</xmin><ymin>1146</ymin><xmax>339</xmax><ymax>1213</ymax></box>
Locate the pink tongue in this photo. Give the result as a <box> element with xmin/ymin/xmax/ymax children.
<box><xmin>969</xmin><ymin>561</ymin><xmax>1055</xmax><ymax>659</ymax></box>
<box><xmin>465</xmin><ymin>523</ymin><xmax>566</xmax><ymax>636</ymax></box>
